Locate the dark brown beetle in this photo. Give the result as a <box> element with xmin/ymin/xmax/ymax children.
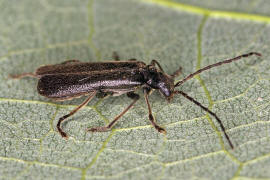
<box><xmin>11</xmin><ymin>52</ymin><xmax>262</xmax><ymax>149</ymax></box>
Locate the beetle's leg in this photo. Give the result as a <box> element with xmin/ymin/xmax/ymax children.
<box><xmin>61</xmin><ymin>60</ymin><xmax>81</xmax><ymax>65</ymax></box>
<box><xmin>151</xmin><ymin>60</ymin><xmax>165</xmax><ymax>73</ymax></box>
<box><xmin>96</xmin><ymin>92</ymin><xmax>111</xmax><ymax>99</ymax></box>
<box><xmin>9</xmin><ymin>72</ymin><xmax>37</xmax><ymax>79</ymax></box>
<box><xmin>143</xmin><ymin>88</ymin><xmax>166</xmax><ymax>134</ymax></box>
<box><xmin>112</xmin><ymin>51</ymin><xmax>120</xmax><ymax>61</ymax></box>
<box><xmin>113</xmin><ymin>51</ymin><xmax>137</xmax><ymax>61</ymax></box>
<box><xmin>171</xmin><ymin>66</ymin><xmax>182</xmax><ymax>78</ymax></box>
<box><xmin>87</xmin><ymin>92</ymin><xmax>139</xmax><ymax>132</ymax></box>
<box><xmin>57</xmin><ymin>91</ymin><xmax>96</xmax><ymax>138</ymax></box>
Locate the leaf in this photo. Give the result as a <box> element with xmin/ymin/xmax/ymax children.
<box><xmin>0</xmin><ymin>0</ymin><xmax>270</xmax><ymax>179</ymax></box>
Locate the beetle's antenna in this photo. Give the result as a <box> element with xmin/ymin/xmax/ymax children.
<box><xmin>175</xmin><ymin>52</ymin><xmax>261</xmax><ymax>87</ymax></box>
<box><xmin>174</xmin><ymin>90</ymin><xmax>234</xmax><ymax>149</ymax></box>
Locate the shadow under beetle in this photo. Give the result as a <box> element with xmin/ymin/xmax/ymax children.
<box><xmin>11</xmin><ymin>51</ymin><xmax>262</xmax><ymax>149</ymax></box>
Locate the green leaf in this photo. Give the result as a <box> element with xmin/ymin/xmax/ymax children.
<box><xmin>0</xmin><ymin>0</ymin><xmax>269</xmax><ymax>179</ymax></box>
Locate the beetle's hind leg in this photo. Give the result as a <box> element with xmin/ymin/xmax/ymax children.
<box><xmin>87</xmin><ymin>92</ymin><xmax>139</xmax><ymax>132</ymax></box>
<box><xmin>57</xmin><ymin>91</ymin><xmax>96</xmax><ymax>138</ymax></box>
<box><xmin>9</xmin><ymin>72</ymin><xmax>37</xmax><ymax>79</ymax></box>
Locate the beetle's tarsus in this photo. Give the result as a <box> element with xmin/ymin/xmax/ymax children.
<box><xmin>156</xmin><ymin>126</ymin><xmax>166</xmax><ymax>135</ymax></box>
<box><xmin>60</xmin><ymin>131</ymin><xmax>68</xmax><ymax>139</ymax></box>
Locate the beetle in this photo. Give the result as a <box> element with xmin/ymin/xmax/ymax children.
<box><xmin>10</xmin><ymin>52</ymin><xmax>261</xmax><ymax>149</ymax></box>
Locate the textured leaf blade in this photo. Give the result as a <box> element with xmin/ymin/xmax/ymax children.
<box><xmin>0</xmin><ymin>0</ymin><xmax>270</xmax><ymax>180</ymax></box>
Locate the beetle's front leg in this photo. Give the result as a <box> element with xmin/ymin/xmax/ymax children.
<box><xmin>143</xmin><ymin>87</ymin><xmax>166</xmax><ymax>134</ymax></box>
<box><xmin>151</xmin><ymin>60</ymin><xmax>164</xmax><ymax>72</ymax></box>
<box><xmin>87</xmin><ymin>92</ymin><xmax>140</xmax><ymax>132</ymax></box>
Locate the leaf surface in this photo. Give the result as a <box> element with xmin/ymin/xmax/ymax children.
<box><xmin>0</xmin><ymin>0</ymin><xmax>270</xmax><ymax>179</ymax></box>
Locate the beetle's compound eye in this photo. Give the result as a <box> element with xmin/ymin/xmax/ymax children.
<box><xmin>147</xmin><ymin>65</ymin><xmax>157</xmax><ymax>73</ymax></box>
<box><xmin>157</xmin><ymin>73</ymin><xmax>175</xmax><ymax>98</ymax></box>
<box><xmin>158</xmin><ymin>81</ymin><xmax>171</xmax><ymax>97</ymax></box>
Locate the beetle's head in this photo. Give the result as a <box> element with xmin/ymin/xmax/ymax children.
<box><xmin>144</xmin><ymin>65</ymin><xmax>175</xmax><ymax>101</ymax></box>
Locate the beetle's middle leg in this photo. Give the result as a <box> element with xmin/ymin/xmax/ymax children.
<box><xmin>96</xmin><ymin>92</ymin><xmax>113</xmax><ymax>99</ymax></box>
<box><xmin>87</xmin><ymin>92</ymin><xmax>140</xmax><ymax>132</ymax></box>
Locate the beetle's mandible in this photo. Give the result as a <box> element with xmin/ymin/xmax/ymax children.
<box><xmin>11</xmin><ymin>52</ymin><xmax>262</xmax><ymax>149</ymax></box>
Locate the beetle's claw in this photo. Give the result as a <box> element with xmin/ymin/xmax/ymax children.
<box><xmin>155</xmin><ymin>126</ymin><xmax>166</xmax><ymax>135</ymax></box>
<box><xmin>159</xmin><ymin>128</ymin><xmax>167</xmax><ymax>135</ymax></box>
